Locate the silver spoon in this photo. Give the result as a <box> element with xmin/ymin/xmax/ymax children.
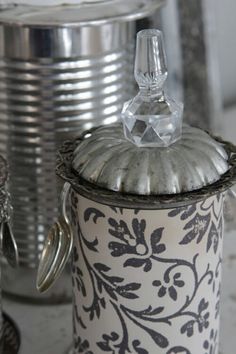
<box><xmin>37</xmin><ymin>182</ymin><xmax>73</xmax><ymax>293</ymax></box>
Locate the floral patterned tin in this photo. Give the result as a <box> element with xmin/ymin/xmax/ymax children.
<box><xmin>69</xmin><ymin>192</ymin><xmax>223</xmax><ymax>354</ymax></box>
<box><xmin>37</xmin><ymin>30</ymin><xmax>236</xmax><ymax>354</ymax></box>
<box><xmin>46</xmin><ymin>124</ymin><xmax>235</xmax><ymax>354</ymax></box>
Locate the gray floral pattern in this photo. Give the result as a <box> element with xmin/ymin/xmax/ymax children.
<box><xmin>108</xmin><ymin>217</ymin><xmax>166</xmax><ymax>272</ymax></box>
<box><xmin>203</xmin><ymin>329</ymin><xmax>218</xmax><ymax>354</ymax></box>
<box><xmin>71</xmin><ymin>193</ymin><xmax>224</xmax><ymax>354</ymax></box>
<box><xmin>153</xmin><ymin>272</ymin><xmax>185</xmax><ymax>301</ymax></box>
<box><xmin>74</xmin><ymin>336</ymin><xmax>94</xmax><ymax>354</ymax></box>
<box><xmin>181</xmin><ymin>299</ymin><xmax>210</xmax><ymax>337</ymax></box>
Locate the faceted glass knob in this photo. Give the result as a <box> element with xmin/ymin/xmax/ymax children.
<box><xmin>122</xmin><ymin>29</ymin><xmax>183</xmax><ymax>148</ymax></box>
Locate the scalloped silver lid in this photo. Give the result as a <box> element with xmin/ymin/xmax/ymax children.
<box><xmin>71</xmin><ymin>123</ymin><xmax>229</xmax><ymax>195</ymax></box>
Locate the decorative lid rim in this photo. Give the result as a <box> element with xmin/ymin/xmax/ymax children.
<box><xmin>70</xmin><ymin>123</ymin><xmax>230</xmax><ymax>195</ymax></box>
<box><xmin>56</xmin><ymin>135</ymin><xmax>236</xmax><ymax>209</ymax></box>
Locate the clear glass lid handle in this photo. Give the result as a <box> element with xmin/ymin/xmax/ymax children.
<box><xmin>122</xmin><ymin>29</ymin><xmax>183</xmax><ymax>148</ymax></box>
<box><xmin>135</xmin><ymin>29</ymin><xmax>168</xmax><ymax>91</ymax></box>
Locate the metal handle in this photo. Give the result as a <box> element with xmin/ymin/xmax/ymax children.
<box><xmin>37</xmin><ymin>182</ymin><xmax>73</xmax><ymax>293</ymax></box>
<box><xmin>61</xmin><ymin>182</ymin><xmax>71</xmax><ymax>226</ymax></box>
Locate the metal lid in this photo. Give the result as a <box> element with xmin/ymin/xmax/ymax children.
<box><xmin>71</xmin><ymin>29</ymin><xmax>229</xmax><ymax>196</ymax></box>
<box><xmin>0</xmin><ymin>0</ymin><xmax>164</xmax><ymax>27</ymax></box>
<box><xmin>71</xmin><ymin>123</ymin><xmax>229</xmax><ymax>195</ymax></box>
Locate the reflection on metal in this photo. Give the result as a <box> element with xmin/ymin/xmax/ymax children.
<box><xmin>71</xmin><ymin>124</ymin><xmax>229</xmax><ymax>195</ymax></box>
<box><xmin>0</xmin><ymin>1</ymin><xmax>164</xmax><ymax>301</ymax></box>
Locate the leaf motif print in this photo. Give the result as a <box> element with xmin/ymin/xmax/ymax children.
<box><xmin>180</xmin><ymin>213</ymin><xmax>211</xmax><ymax>245</ymax></box>
<box><xmin>125</xmin><ymin>305</ymin><xmax>164</xmax><ymax>318</ymax></box>
<box><xmin>124</xmin><ymin>258</ymin><xmax>147</xmax><ymax>268</ymax></box>
<box><xmin>132</xmin><ymin>340</ymin><xmax>148</xmax><ymax>354</ymax></box>
<box><xmin>94</xmin><ymin>263</ymin><xmax>111</xmax><ymax>272</ymax></box>
<box><xmin>82</xmin><ymin>236</ymin><xmax>99</xmax><ymax>253</ymax></box>
<box><xmin>181</xmin><ymin>320</ymin><xmax>195</xmax><ymax>337</ymax></box>
<box><xmin>134</xmin><ymin>320</ymin><xmax>168</xmax><ymax>349</ymax></box>
<box><xmin>168</xmin><ymin>204</ymin><xmax>196</xmax><ymax>220</ymax></box>
<box><xmin>198</xmin><ymin>298</ymin><xmax>209</xmax><ymax>313</ymax></box>
<box><xmin>168</xmin><ymin>286</ymin><xmax>178</xmax><ymax>301</ymax></box>
<box><xmin>84</xmin><ymin>208</ymin><xmax>105</xmax><ymax>223</ymax></box>
<box><xmin>124</xmin><ymin>258</ymin><xmax>153</xmax><ymax>272</ymax></box>
<box><xmin>207</xmin><ymin>223</ymin><xmax>219</xmax><ymax>254</ymax></box>
<box><xmin>74</xmin><ymin>336</ymin><xmax>94</xmax><ymax>354</ymax></box>
<box><xmin>132</xmin><ymin>218</ymin><xmax>146</xmax><ymax>243</ymax></box>
<box><xmin>116</xmin><ymin>283</ymin><xmax>141</xmax><ymax>299</ymax></box>
<box><xmin>150</xmin><ymin>228</ymin><xmax>166</xmax><ymax>254</ymax></box>
<box><xmin>218</xmin><ymin>216</ymin><xmax>223</xmax><ymax>240</ymax></box>
<box><xmin>179</xmin><ymin>230</ymin><xmax>197</xmax><ymax>245</ymax></box>
<box><xmin>180</xmin><ymin>298</ymin><xmax>210</xmax><ymax>339</ymax></box>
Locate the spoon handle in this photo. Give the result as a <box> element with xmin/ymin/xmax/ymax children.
<box><xmin>61</xmin><ymin>182</ymin><xmax>71</xmax><ymax>225</ymax></box>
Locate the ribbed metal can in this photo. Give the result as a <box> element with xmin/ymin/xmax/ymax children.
<box><xmin>0</xmin><ymin>1</ymin><xmax>163</xmax><ymax>301</ymax></box>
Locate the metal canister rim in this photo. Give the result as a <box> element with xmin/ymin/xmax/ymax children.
<box><xmin>0</xmin><ymin>0</ymin><xmax>164</xmax><ymax>28</ymax></box>
<box><xmin>56</xmin><ymin>133</ymin><xmax>236</xmax><ymax>210</ymax></box>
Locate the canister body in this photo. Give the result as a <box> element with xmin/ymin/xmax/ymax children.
<box><xmin>71</xmin><ymin>192</ymin><xmax>223</xmax><ymax>354</ymax></box>
<box><xmin>0</xmin><ymin>18</ymin><xmax>134</xmax><ymax>300</ymax></box>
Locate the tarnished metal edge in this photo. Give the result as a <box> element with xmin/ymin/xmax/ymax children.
<box><xmin>56</xmin><ymin>130</ymin><xmax>236</xmax><ymax>210</ymax></box>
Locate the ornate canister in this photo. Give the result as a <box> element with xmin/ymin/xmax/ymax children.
<box><xmin>0</xmin><ymin>156</ymin><xmax>19</xmax><ymax>353</ymax></box>
<box><xmin>37</xmin><ymin>30</ymin><xmax>236</xmax><ymax>353</ymax></box>
<box><xmin>0</xmin><ymin>0</ymin><xmax>164</xmax><ymax>301</ymax></box>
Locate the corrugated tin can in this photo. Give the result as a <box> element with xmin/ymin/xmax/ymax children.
<box><xmin>0</xmin><ymin>0</ymin><xmax>164</xmax><ymax>301</ymax></box>
<box><xmin>37</xmin><ymin>30</ymin><xmax>236</xmax><ymax>352</ymax></box>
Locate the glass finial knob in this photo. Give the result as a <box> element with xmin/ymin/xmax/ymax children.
<box><xmin>122</xmin><ymin>29</ymin><xmax>183</xmax><ymax>148</ymax></box>
<box><xmin>135</xmin><ymin>29</ymin><xmax>168</xmax><ymax>91</ymax></box>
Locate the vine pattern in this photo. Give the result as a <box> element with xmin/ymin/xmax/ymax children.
<box><xmin>71</xmin><ymin>194</ymin><xmax>223</xmax><ymax>354</ymax></box>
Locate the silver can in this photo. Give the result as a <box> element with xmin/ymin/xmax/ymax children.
<box><xmin>0</xmin><ymin>0</ymin><xmax>164</xmax><ymax>301</ymax></box>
